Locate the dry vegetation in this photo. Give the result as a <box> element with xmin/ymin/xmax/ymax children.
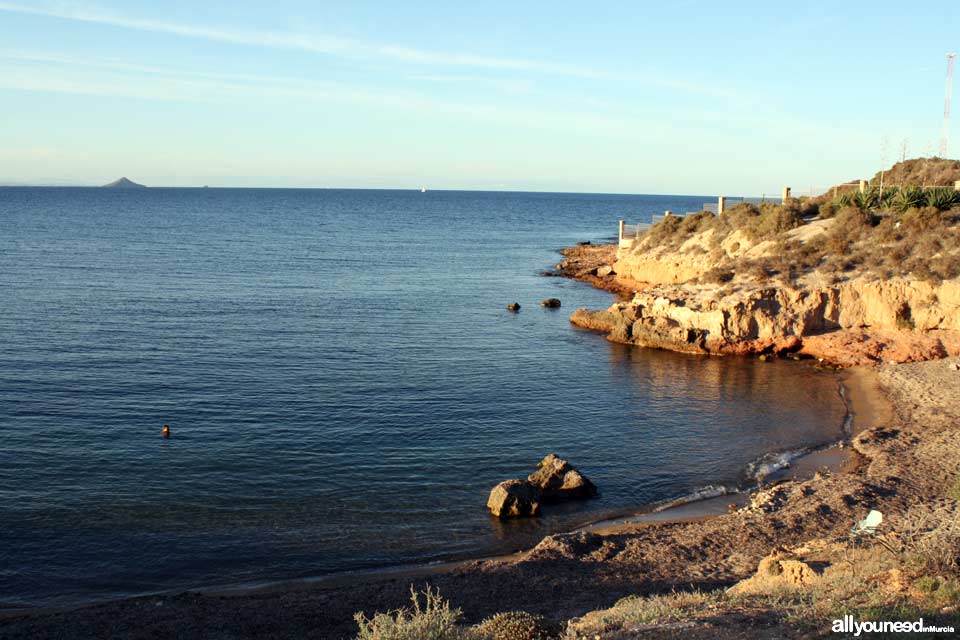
<box><xmin>869</xmin><ymin>157</ymin><xmax>960</xmax><ymax>188</ymax></box>
<box><xmin>354</xmin><ymin>498</ymin><xmax>960</xmax><ymax>640</ymax></box>
<box><xmin>635</xmin><ymin>162</ymin><xmax>960</xmax><ymax>287</ymax></box>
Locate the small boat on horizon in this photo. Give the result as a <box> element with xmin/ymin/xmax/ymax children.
<box><xmin>420</xmin><ymin>186</ymin><xmax>427</xmax><ymax>193</ymax></box>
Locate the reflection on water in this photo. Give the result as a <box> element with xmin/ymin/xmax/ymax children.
<box><xmin>0</xmin><ymin>187</ymin><xmax>846</xmax><ymax>607</ymax></box>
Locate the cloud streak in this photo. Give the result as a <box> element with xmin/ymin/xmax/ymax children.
<box><xmin>0</xmin><ymin>1</ymin><xmax>730</xmax><ymax>97</ymax></box>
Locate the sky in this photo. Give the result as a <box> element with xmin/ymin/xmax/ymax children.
<box><xmin>0</xmin><ymin>1</ymin><xmax>958</xmax><ymax>194</ymax></box>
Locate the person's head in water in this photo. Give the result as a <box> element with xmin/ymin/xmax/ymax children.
<box><xmin>161</xmin><ymin>424</ymin><xmax>171</xmax><ymax>438</ymax></box>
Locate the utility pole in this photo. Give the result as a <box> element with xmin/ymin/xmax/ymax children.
<box><xmin>941</xmin><ymin>53</ymin><xmax>956</xmax><ymax>158</ymax></box>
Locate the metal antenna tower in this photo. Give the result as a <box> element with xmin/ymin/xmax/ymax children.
<box><xmin>941</xmin><ymin>53</ymin><xmax>956</xmax><ymax>158</ymax></box>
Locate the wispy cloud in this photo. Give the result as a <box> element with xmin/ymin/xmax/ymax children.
<box><xmin>0</xmin><ymin>1</ymin><xmax>730</xmax><ymax>97</ymax></box>
<box><xmin>0</xmin><ymin>51</ymin><xmax>659</xmax><ymax>135</ymax></box>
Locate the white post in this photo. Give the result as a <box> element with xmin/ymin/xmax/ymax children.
<box><xmin>618</xmin><ymin>219</ymin><xmax>625</xmax><ymax>243</ymax></box>
<box><xmin>718</xmin><ymin>196</ymin><xmax>726</xmax><ymax>215</ymax></box>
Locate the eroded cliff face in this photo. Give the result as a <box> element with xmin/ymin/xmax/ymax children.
<box><xmin>571</xmin><ymin>277</ymin><xmax>960</xmax><ymax>366</ymax></box>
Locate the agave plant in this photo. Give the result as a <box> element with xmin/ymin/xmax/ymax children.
<box><xmin>853</xmin><ymin>187</ymin><xmax>879</xmax><ymax>211</ymax></box>
<box><xmin>833</xmin><ymin>192</ymin><xmax>855</xmax><ymax>208</ymax></box>
<box><xmin>895</xmin><ymin>185</ymin><xmax>927</xmax><ymax>212</ymax></box>
<box><xmin>925</xmin><ymin>187</ymin><xmax>960</xmax><ymax>211</ymax></box>
<box><xmin>878</xmin><ymin>187</ymin><xmax>899</xmax><ymax>209</ymax></box>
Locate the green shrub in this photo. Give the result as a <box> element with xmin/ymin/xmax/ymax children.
<box><xmin>895</xmin><ymin>186</ymin><xmax>927</xmax><ymax>212</ymax></box>
<box><xmin>471</xmin><ymin>612</ymin><xmax>563</xmax><ymax>640</ymax></box>
<box><xmin>854</xmin><ymin>188</ymin><xmax>879</xmax><ymax>211</ymax></box>
<box><xmin>354</xmin><ymin>587</ymin><xmax>465</xmax><ymax>640</ymax></box>
<box><xmin>926</xmin><ymin>187</ymin><xmax>960</xmax><ymax>211</ymax></box>
<box><xmin>833</xmin><ymin>192</ymin><xmax>855</xmax><ymax>208</ymax></box>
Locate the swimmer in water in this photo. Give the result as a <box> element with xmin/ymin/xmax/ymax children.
<box><xmin>162</xmin><ymin>424</ymin><xmax>171</xmax><ymax>438</ymax></box>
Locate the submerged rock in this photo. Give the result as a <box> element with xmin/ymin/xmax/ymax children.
<box><xmin>487</xmin><ymin>479</ymin><xmax>541</xmax><ymax>518</ymax></box>
<box><xmin>505</xmin><ymin>302</ymin><xmax>521</xmax><ymax>312</ymax></box>
<box><xmin>527</xmin><ymin>454</ymin><xmax>598</xmax><ymax>502</ymax></box>
<box><xmin>539</xmin><ymin>298</ymin><xmax>562</xmax><ymax>308</ymax></box>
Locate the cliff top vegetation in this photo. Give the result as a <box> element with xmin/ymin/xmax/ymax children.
<box><xmin>633</xmin><ymin>158</ymin><xmax>960</xmax><ymax>288</ymax></box>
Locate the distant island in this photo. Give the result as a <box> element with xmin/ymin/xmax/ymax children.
<box><xmin>101</xmin><ymin>177</ymin><xmax>147</xmax><ymax>189</ymax></box>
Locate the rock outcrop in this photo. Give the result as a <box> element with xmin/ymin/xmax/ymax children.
<box><xmin>570</xmin><ymin>277</ymin><xmax>960</xmax><ymax>366</ymax></box>
<box><xmin>727</xmin><ymin>546</ymin><xmax>819</xmax><ymax>596</ymax></box>
<box><xmin>506</xmin><ymin>303</ymin><xmax>521</xmax><ymax>312</ymax></box>
<box><xmin>539</xmin><ymin>298</ymin><xmax>562</xmax><ymax>308</ymax></box>
<box><xmin>527</xmin><ymin>454</ymin><xmax>597</xmax><ymax>502</ymax></box>
<box><xmin>487</xmin><ymin>479</ymin><xmax>541</xmax><ymax>518</ymax></box>
<box><xmin>487</xmin><ymin>455</ymin><xmax>597</xmax><ymax>518</ymax></box>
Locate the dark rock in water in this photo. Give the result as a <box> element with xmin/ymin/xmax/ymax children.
<box><xmin>487</xmin><ymin>479</ymin><xmax>541</xmax><ymax>518</ymax></box>
<box><xmin>487</xmin><ymin>455</ymin><xmax>597</xmax><ymax>518</ymax></box>
<box><xmin>101</xmin><ymin>177</ymin><xmax>147</xmax><ymax>189</ymax></box>
<box><xmin>505</xmin><ymin>302</ymin><xmax>521</xmax><ymax>312</ymax></box>
<box><xmin>540</xmin><ymin>298</ymin><xmax>562</xmax><ymax>308</ymax></box>
<box><xmin>527</xmin><ymin>453</ymin><xmax>597</xmax><ymax>502</ymax></box>
<box><xmin>577</xmin><ymin>240</ymin><xmax>591</xmax><ymax>246</ymax></box>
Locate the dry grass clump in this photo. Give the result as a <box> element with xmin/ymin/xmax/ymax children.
<box><xmin>472</xmin><ymin>611</ymin><xmax>563</xmax><ymax>640</ymax></box>
<box><xmin>643</xmin><ymin>211</ymin><xmax>716</xmax><ymax>250</ymax></box>
<box><xmin>564</xmin><ymin>590</ymin><xmax>720</xmax><ymax>638</ymax></box>
<box><xmin>354</xmin><ymin>587</ymin><xmax>465</xmax><ymax>640</ymax></box>
<box><xmin>894</xmin><ymin>503</ymin><xmax>960</xmax><ymax>575</ymax></box>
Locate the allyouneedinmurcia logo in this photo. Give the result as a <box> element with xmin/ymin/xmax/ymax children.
<box><xmin>832</xmin><ymin>615</ymin><xmax>955</xmax><ymax>635</ymax></box>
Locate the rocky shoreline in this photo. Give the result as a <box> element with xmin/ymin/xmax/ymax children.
<box><xmin>4</xmin><ymin>243</ymin><xmax>957</xmax><ymax>639</ymax></box>
<box><xmin>562</xmin><ymin>242</ymin><xmax>960</xmax><ymax>368</ymax></box>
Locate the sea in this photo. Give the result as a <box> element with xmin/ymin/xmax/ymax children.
<box><xmin>0</xmin><ymin>187</ymin><xmax>848</xmax><ymax>608</ymax></box>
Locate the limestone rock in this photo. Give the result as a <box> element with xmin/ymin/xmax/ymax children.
<box><xmin>487</xmin><ymin>479</ymin><xmax>540</xmax><ymax>518</ymax></box>
<box><xmin>539</xmin><ymin>298</ymin><xmax>562</xmax><ymax>308</ymax></box>
<box><xmin>527</xmin><ymin>454</ymin><xmax>597</xmax><ymax>502</ymax></box>
<box><xmin>728</xmin><ymin>547</ymin><xmax>819</xmax><ymax>595</ymax></box>
<box><xmin>596</xmin><ymin>264</ymin><xmax>615</xmax><ymax>277</ymax></box>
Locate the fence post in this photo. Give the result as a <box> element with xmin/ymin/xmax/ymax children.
<box><xmin>859</xmin><ymin>179</ymin><xmax>867</xmax><ymax>193</ymax></box>
<box><xmin>664</xmin><ymin>210</ymin><xmax>672</xmax><ymax>217</ymax></box>
<box><xmin>781</xmin><ymin>186</ymin><xmax>791</xmax><ymax>204</ymax></box>
<box><xmin>718</xmin><ymin>196</ymin><xmax>726</xmax><ymax>215</ymax></box>
<box><xmin>618</xmin><ymin>219</ymin><xmax>625</xmax><ymax>243</ymax></box>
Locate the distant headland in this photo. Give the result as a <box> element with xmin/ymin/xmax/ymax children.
<box><xmin>101</xmin><ymin>177</ymin><xmax>147</xmax><ymax>189</ymax></box>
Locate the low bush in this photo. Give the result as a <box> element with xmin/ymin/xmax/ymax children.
<box><xmin>472</xmin><ymin>612</ymin><xmax>563</xmax><ymax>640</ymax></box>
<box><xmin>355</xmin><ymin>587</ymin><xmax>465</xmax><ymax>640</ymax></box>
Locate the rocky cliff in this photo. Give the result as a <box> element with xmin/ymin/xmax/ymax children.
<box><xmin>571</xmin><ymin>265</ymin><xmax>960</xmax><ymax>366</ymax></box>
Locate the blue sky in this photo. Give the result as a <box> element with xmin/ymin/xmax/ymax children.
<box><xmin>0</xmin><ymin>1</ymin><xmax>957</xmax><ymax>193</ymax></box>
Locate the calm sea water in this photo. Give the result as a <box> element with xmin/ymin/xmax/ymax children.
<box><xmin>0</xmin><ymin>188</ymin><xmax>846</xmax><ymax>608</ymax></box>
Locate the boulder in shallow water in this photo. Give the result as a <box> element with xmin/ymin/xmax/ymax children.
<box><xmin>539</xmin><ymin>298</ymin><xmax>562</xmax><ymax>308</ymax></box>
<box><xmin>487</xmin><ymin>479</ymin><xmax>541</xmax><ymax>518</ymax></box>
<box><xmin>506</xmin><ymin>302</ymin><xmax>521</xmax><ymax>312</ymax></box>
<box><xmin>527</xmin><ymin>453</ymin><xmax>598</xmax><ymax>502</ymax></box>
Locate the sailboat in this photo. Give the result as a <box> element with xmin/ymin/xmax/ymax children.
<box><xmin>420</xmin><ymin>186</ymin><xmax>427</xmax><ymax>193</ymax></box>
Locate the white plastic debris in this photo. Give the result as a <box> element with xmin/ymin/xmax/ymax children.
<box><xmin>851</xmin><ymin>510</ymin><xmax>883</xmax><ymax>536</ymax></box>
